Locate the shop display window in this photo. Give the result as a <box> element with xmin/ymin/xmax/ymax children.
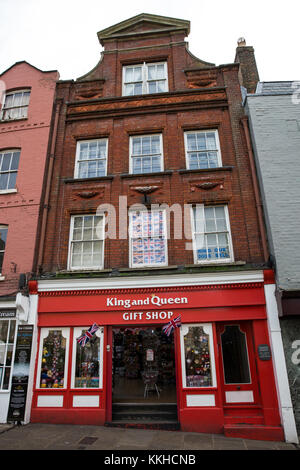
<box><xmin>72</xmin><ymin>327</ymin><xmax>103</xmax><ymax>388</ymax></box>
<box><xmin>38</xmin><ymin>328</ymin><xmax>69</xmax><ymax>389</ymax></box>
<box><xmin>0</xmin><ymin>319</ymin><xmax>16</xmax><ymax>390</ymax></box>
<box><xmin>180</xmin><ymin>323</ymin><xmax>216</xmax><ymax>388</ymax></box>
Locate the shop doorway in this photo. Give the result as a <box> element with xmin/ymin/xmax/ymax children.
<box><xmin>111</xmin><ymin>326</ymin><xmax>178</xmax><ymax>423</ymax></box>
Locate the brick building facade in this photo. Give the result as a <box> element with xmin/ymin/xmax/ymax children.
<box><xmin>28</xmin><ymin>14</ymin><xmax>297</xmax><ymax>442</ymax></box>
<box><xmin>0</xmin><ymin>61</ymin><xmax>58</xmax><ymax>422</ymax></box>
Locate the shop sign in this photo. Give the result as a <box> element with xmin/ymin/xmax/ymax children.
<box><xmin>7</xmin><ymin>325</ymin><xmax>33</xmax><ymax>422</ymax></box>
<box><xmin>0</xmin><ymin>310</ymin><xmax>16</xmax><ymax>318</ymax></box>
<box><xmin>106</xmin><ymin>294</ymin><xmax>188</xmax><ymax>309</ymax></box>
<box><xmin>122</xmin><ymin>310</ymin><xmax>175</xmax><ymax>321</ymax></box>
<box><xmin>258</xmin><ymin>344</ymin><xmax>272</xmax><ymax>361</ymax></box>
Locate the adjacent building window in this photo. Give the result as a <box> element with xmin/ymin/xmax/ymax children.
<box><xmin>184</xmin><ymin>130</ymin><xmax>222</xmax><ymax>169</ymax></box>
<box><xmin>0</xmin><ymin>318</ymin><xmax>16</xmax><ymax>390</ymax></box>
<box><xmin>0</xmin><ymin>149</ymin><xmax>20</xmax><ymax>191</ymax></box>
<box><xmin>1</xmin><ymin>90</ymin><xmax>30</xmax><ymax>120</ymax></box>
<box><xmin>123</xmin><ymin>62</ymin><xmax>168</xmax><ymax>96</ymax></box>
<box><xmin>72</xmin><ymin>327</ymin><xmax>104</xmax><ymax>389</ymax></box>
<box><xmin>68</xmin><ymin>215</ymin><xmax>105</xmax><ymax>270</ymax></box>
<box><xmin>129</xmin><ymin>210</ymin><xmax>168</xmax><ymax>267</ymax></box>
<box><xmin>191</xmin><ymin>205</ymin><xmax>233</xmax><ymax>263</ymax></box>
<box><xmin>0</xmin><ymin>226</ymin><xmax>8</xmax><ymax>273</ymax></box>
<box><xmin>74</xmin><ymin>139</ymin><xmax>108</xmax><ymax>179</ymax></box>
<box><xmin>37</xmin><ymin>328</ymin><xmax>69</xmax><ymax>389</ymax></box>
<box><xmin>130</xmin><ymin>134</ymin><xmax>163</xmax><ymax>174</ymax></box>
<box><xmin>180</xmin><ymin>323</ymin><xmax>216</xmax><ymax>388</ymax></box>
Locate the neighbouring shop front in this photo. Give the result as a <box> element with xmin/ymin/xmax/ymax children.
<box><xmin>29</xmin><ymin>270</ymin><xmax>286</xmax><ymax>441</ymax></box>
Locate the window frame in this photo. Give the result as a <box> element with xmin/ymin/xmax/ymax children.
<box><xmin>180</xmin><ymin>323</ymin><xmax>217</xmax><ymax>389</ymax></box>
<box><xmin>129</xmin><ymin>209</ymin><xmax>168</xmax><ymax>268</ymax></box>
<box><xmin>0</xmin><ymin>89</ymin><xmax>31</xmax><ymax>121</ymax></box>
<box><xmin>74</xmin><ymin>138</ymin><xmax>108</xmax><ymax>180</ymax></box>
<box><xmin>190</xmin><ymin>205</ymin><xmax>234</xmax><ymax>264</ymax></box>
<box><xmin>68</xmin><ymin>214</ymin><xmax>105</xmax><ymax>271</ymax></box>
<box><xmin>122</xmin><ymin>62</ymin><xmax>168</xmax><ymax>96</ymax></box>
<box><xmin>71</xmin><ymin>326</ymin><xmax>104</xmax><ymax>389</ymax></box>
<box><xmin>0</xmin><ymin>149</ymin><xmax>20</xmax><ymax>193</ymax></box>
<box><xmin>0</xmin><ymin>225</ymin><xmax>8</xmax><ymax>274</ymax></box>
<box><xmin>129</xmin><ymin>133</ymin><xmax>164</xmax><ymax>174</ymax></box>
<box><xmin>184</xmin><ymin>130</ymin><xmax>222</xmax><ymax>170</ymax></box>
<box><xmin>36</xmin><ymin>327</ymin><xmax>70</xmax><ymax>390</ymax></box>
<box><xmin>0</xmin><ymin>317</ymin><xmax>17</xmax><ymax>391</ymax></box>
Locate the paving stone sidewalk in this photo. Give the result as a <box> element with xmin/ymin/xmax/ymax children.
<box><xmin>0</xmin><ymin>423</ymin><xmax>299</xmax><ymax>451</ymax></box>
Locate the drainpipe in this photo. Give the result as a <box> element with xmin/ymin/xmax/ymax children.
<box><xmin>241</xmin><ymin>116</ymin><xmax>269</xmax><ymax>262</ymax></box>
<box><xmin>36</xmin><ymin>99</ymin><xmax>61</xmax><ymax>271</ymax></box>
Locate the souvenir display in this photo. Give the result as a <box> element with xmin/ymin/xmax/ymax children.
<box><xmin>74</xmin><ymin>329</ymin><xmax>100</xmax><ymax>388</ymax></box>
<box><xmin>40</xmin><ymin>330</ymin><xmax>66</xmax><ymax>388</ymax></box>
<box><xmin>184</xmin><ymin>326</ymin><xmax>212</xmax><ymax>387</ymax></box>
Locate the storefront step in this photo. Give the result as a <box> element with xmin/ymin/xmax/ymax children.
<box><xmin>105</xmin><ymin>421</ymin><xmax>181</xmax><ymax>431</ymax></box>
<box><xmin>112</xmin><ymin>403</ymin><xmax>178</xmax><ymax>422</ymax></box>
<box><xmin>224</xmin><ymin>424</ymin><xmax>285</xmax><ymax>442</ymax></box>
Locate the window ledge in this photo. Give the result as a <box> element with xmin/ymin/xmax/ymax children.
<box><xmin>0</xmin><ymin>117</ymin><xmax>28</xmax><ymax>124</ymax></box>
<box><xmin>185</xmin><ymin>261</ymin><xmax>246</xmax><ymax>268</ymax></box>
<box><xmin>64</xmin><ymin>175</ymin><xmax>114</xmax><ymax>184</ymax></box>
<box><xmin>121</xmin><ymin>170</ymin><xmax>173</xmax><ymax>179</ymax></box>
<box><xmin>0</xmin><ymin>189</ymin><xmax>17</xmax><ymax>195</ymax></box>
<box><xmin>178</xmin><ymin>166</ymin><xmax>233</xmax><ymax>175</ymax></box>
<box><xmin>119</xmin><ymin>265</ymin><xmax>178</xmax><ymax>272</ymax></box>
<box><xmin>59</xmin><ymin>269</ymin><xmax>112</xmax><ymax>274</ymax></box>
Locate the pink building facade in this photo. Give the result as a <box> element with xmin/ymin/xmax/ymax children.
<box><xmin>0</xmin><ymin>61</ymin><xmax>58</xmax><ymax>422</ymax></box>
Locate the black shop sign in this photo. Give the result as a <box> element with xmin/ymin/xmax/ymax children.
<box><xmin>7</xmin><ymin>325</ymin><xmax>33</xmax><ymax>423</ymax></box>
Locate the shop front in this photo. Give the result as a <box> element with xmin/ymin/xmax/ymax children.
<box><xmin>29</xmin><ymin>270</ymin><xmax>285</xmax><ymax>441</ymax></box>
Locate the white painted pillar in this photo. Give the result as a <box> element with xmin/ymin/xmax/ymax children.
<box><xmin>264</xmin><ymin>283</ymin><xmax>299</xmax><ymax>444</ymax></box>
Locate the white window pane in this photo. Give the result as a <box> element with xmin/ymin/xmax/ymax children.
<box><xmin>22</xmin><ymin>92</ymin><xmax>30</xmax><ymax>105</ymax></box>
<box><xmin>132</xmin><ymin>157</ymin><xmax>141</xmax><ymax>173</ymax></box>
<box><xmin>83</xmin><ymin>229</ymin><xmax>93</xmax><ymax>241</ymax></box>
<box><xmin>78</xmin><ymin>162</ymin><xmax>88</xmax><ymax>178</ymax></box>
<box><xmin>197</xmin><ymin>134</ymin><xmax>206</xmax><ymax>150</ymax></box>
<box><xmin>199</xmin><ymin>153</ymin><xmax>209</xmax><ymax>168</ymax></box>
<box><xmin>88</xmin><ymin>161</ymin><xmax>97</xmax><ymax>177</ymax></box>
<box><xmin>0</xmin><ymin>173</ymin><xmax>8</xmax><ymax>190</ymax></box>
<box><xmin>157</xmin><ymin>80</ymin><xmax>166</xmax><ymax>92</ymax></box>
<box><xmin>134</xmin><ymin>83</ymin><xmax>142</xmax><ymax>95</ymax></box>
<box><xmin>72</xmin><ymin>253</ymin><xmax>82</xmax><ymax>267</ymax></box>
<box><xmin>72</xmin><ymin>228</ymin><xmax>82</xmax><ymax>241</ymax></box>
<box><xmin>13</xmin><ymin>93</ymin><xmax>22</xmax><ymax>107</ymax></box>
<box><xmin>148</xmin><ymin>82</ymin><xmax>157</xmax><ymax>94</ymax></box>
<box><xmin>187</xmin><ymin>134</ymin><xmax>197</xmax><ymax>150</ymax></box>
<box><xmin>156</xmin><ymin>64</ymin><xmax>165</xmax><ymax>79</ymax></box>
<box><xmin>147</xmin><ymin>65</ymin><xmax>156</xmax><ymax>80</ymax></box>
<box><xmin>82</xmin><ymin>242</ymin><xmax>93</xmax><ymax>253</ymax></box>
<box><xmin>206</xmin><ymin>132</ymin><xmax>217</xmax><ymax>149</ymax></box>
<box><xmin>133</xmin><ymin>67</ymin><xmax>142</xmax><ymax>82</ymax></box>
<box><xmin>72</xmin><ymin>242</ymin><xmax>82</xmax><ymax>254</ymax></box>
<box><xmin>11</xmin><ymin>152</ymin><xmax>20</xmax><ymax>171</ymax></box>
<box><xmin>208</xmin><ymin>152</ymin><xmax>218</xmax><ymax>167</ymax></box>
<box><xmin>83</xmin><ymin>216</ymin><xmax>93</xmax><ymax>227</ymax></box>
<box><xmin>141</xmin><ymin>137</ymin><xmax>151</xmax><ymax>154</ymax></box>
<box><xmin>8</xmin><ymin>172</ymin><xmax>17</xmax><ymax>189</ymax></box>
<box><xmin>152</xmin><ymin>156</ymin><xmax>161</xmax><ymax>172</ymax></box>
<box><xmin>132</xmin><ymin>138</ymin><xmax>141</xmax><ymax>155</ymax></box>
<box><xmin>74</xmin><ymin>217</ymin><xmax>83</xmax><ymax>229</ymax></box>
<box><xmin>124</xmin><ymin>84</ymin><xmax>134</xmax><ymax>96</ymax></box>
<box><xmin>4</xmin><ymin>95</ymin><xmax>13</xmax><ymax>108</ymax></box>
<box><xmin>79</xmin><ymin>143</ymin><xmax>88</xmax><ymax>160</ymax></box>
<box><xmin>151</xmin><ymin>136</ymin><xmax>160</xmax><ymax>153</ymax></box>
<box><xmin>125</xmin><ymin>68</ymin><xmax>134</xmax><ymax>82</ymax></box>
<box><xmin>1</xmin><ymin>153</ymin><xmax>11</xmax><ymax>171</ymax></box>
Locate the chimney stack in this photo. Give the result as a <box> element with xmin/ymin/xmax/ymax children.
<box><xmin>235</xmin><ymin>38</ymin><xmax>259</xmax><ymax>94</ymax></box>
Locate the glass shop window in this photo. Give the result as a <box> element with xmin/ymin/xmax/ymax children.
<box><xmin>0</xmin><ymin>319</ymin><xmax>16</xmax><ymax>390</ymax></box>
<box><xmin>39</xmin><ymin>329</ymin><xmax>68</xmax><ymax>389</ymax></box>
<box><xmin>72</xmin><ymin>327</ymin><xmax>103</xmax><ymax>388</ymax></box>
<box><xmin>181</xmin><ymin>324</ymin><xmax>216</xmax><ymax>388</ymax></box>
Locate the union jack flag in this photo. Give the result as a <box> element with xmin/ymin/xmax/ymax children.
<box><xmin>162</xmin><ymin>315</ymin><xmax>182</xmax><ymax>336</ymax></box>
<box><xmin>77</xmin><ymin>323</ymin><xmax>99</xmax><ymax>347</ymax></box>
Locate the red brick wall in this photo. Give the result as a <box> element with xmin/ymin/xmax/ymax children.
<box><xmin>41</xmin><ymin>28</ymin><xmax>265</xmax><ymax>274</ymax></box>
<box><xmin>0</xmin><ymin>62</ymin><xmax>58</xmax><ymax>295</ymax></box>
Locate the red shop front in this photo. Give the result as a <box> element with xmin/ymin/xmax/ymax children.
<box><xmin>29</xmin><ymin>271</ymin><xmax>284</xmax><ymax>441</ymax></box>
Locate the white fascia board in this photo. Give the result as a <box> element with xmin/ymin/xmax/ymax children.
<box><xmin>38</xmin><ymin>270</ymin><xmax>264</xmax><ymax>292</ymax></box>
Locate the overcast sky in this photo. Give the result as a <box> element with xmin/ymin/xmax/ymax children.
<box><xmin>0</xmin><ymin>0</ymin><xmax>299</xmax><ymax>82</ymax></box>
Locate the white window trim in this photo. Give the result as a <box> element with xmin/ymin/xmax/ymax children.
<box><xmin>190</xmin><ymin>205</ymin><xmax>234</xmax><ymax>265</ymax></box>
<box><xmin>71</xmin><ymin>327</ymin><xmax>104</xmax><ymax>389</ymax></box>
<box><xmin>180</xmin><ymin>323</ymin><xmax>217</xmax><ymax>389</ymax></box>
<box><xmin>74</xmin><ymin>139</ymin><xmax>108</xmax><ymax>179</ymax></box>
<box><xmin>129</xmin><ymin>134</ymin><xmax>164</xmax><ymax>174</ymax></box>
<box><xmin>0</xmin><ymin>149</ymin><xmax>20</xmax><ymax>192</ymax></box>
<box><xmin>67</xmin><ymin>214</ymin><xmax>105</xmax><ymax>271</ymax></box>
<box><xmin>0</xmin><ymin>317</ymin><xmax>17</xmax><ymax>392</ymax></box>
<box><xmin>0</xmin><ymin>89</ymin><xmax>30</xmax><ymax>121</ymax></box>
<box><xmin>122</xmin><ymin>62</ymin><xmax>168</xmax><ymax>96</ymax></box>
<box><xmin>184</xmin><ymin>130</ymin><xmax>222</xmax><ymax>170</ymax></box>
<box><xmin>129</xmin><ymin>209</ymin><xmax>168</xmax><ymax>268</ymax></box>
<box><xmin>36</xmin><ymin>327</ymin><xmax>70</xmax><ymax>390</ymax></box>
